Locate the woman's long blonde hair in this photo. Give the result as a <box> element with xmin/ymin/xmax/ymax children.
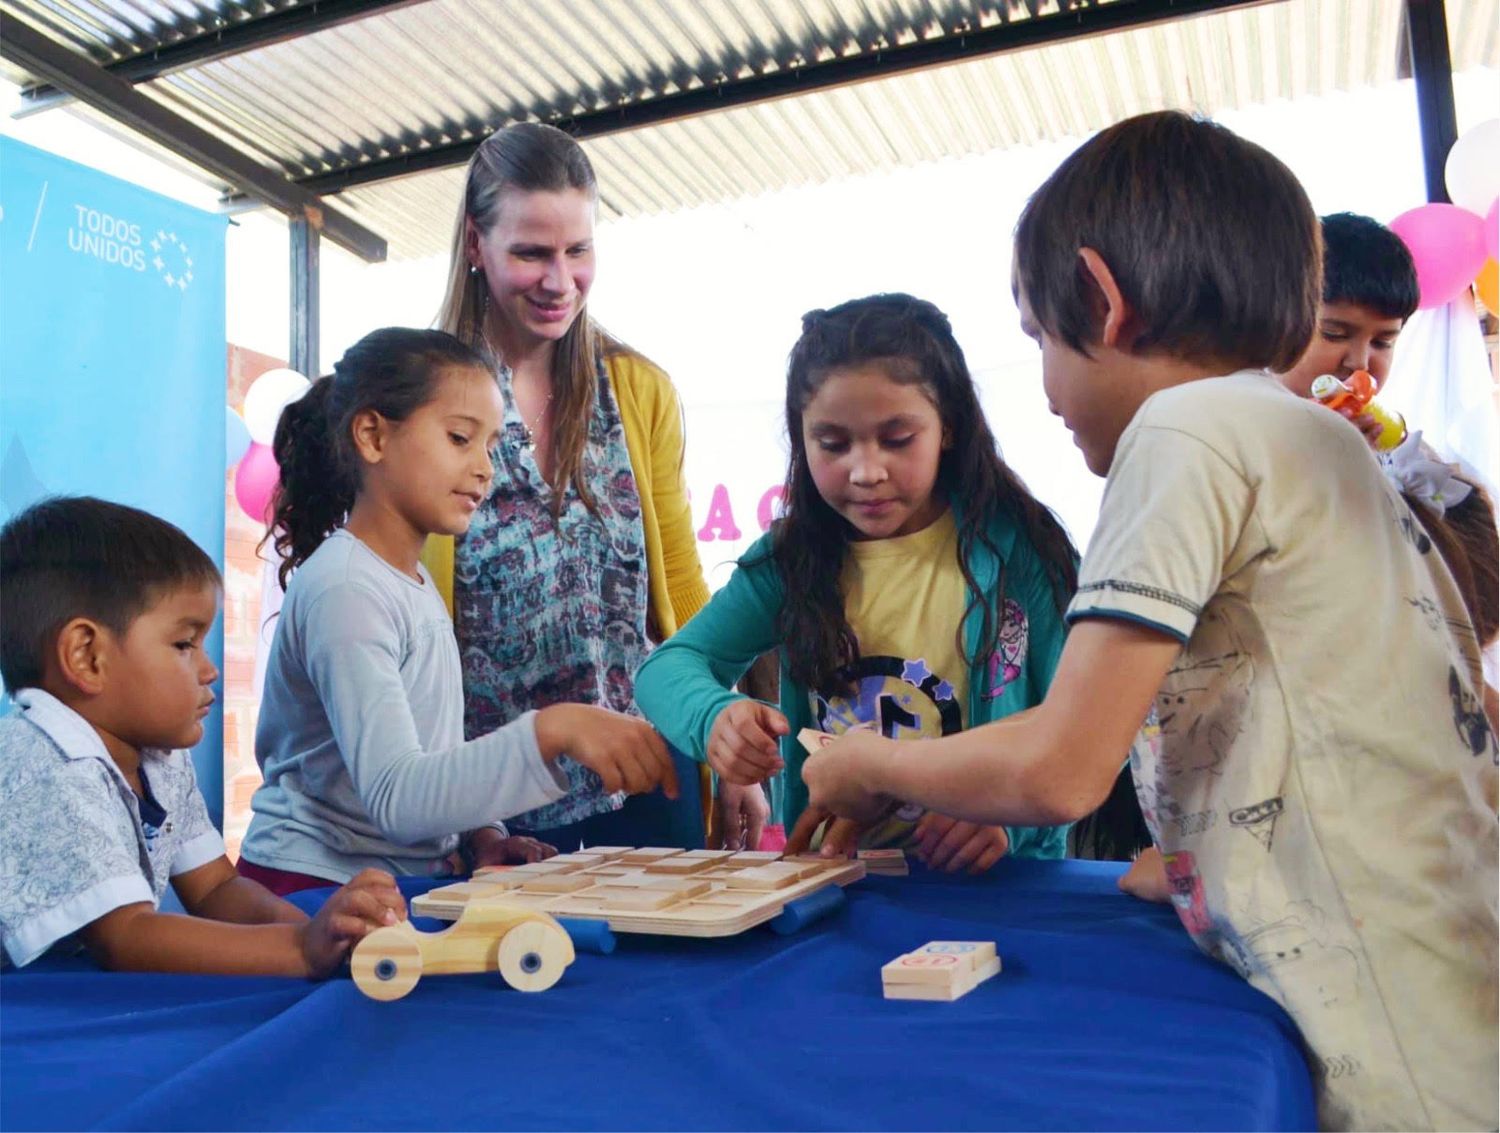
<box><xmin>437</xmin><ymin>122</ymin><xmax>604</xmax><ymax>515</ymax></box>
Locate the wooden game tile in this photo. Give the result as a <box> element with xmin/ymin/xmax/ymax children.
<box><xmin>797</xmin><ymin>727</ymin><xmax>836</xmax><ymax>754</ymax></box>
<box><xmin>857</xmin><ymin>849</ymin><xmax>911</xmax><ymax>876</ymax></box>
<box><xmin>723</xmin><ymin>865</ymin><xmax>803</xmax><ymax>891</ymax></box>
<box><xmin>726</xmin><ymin>851</ymin><xmax>782</xmax><ymax>863</ymax></box>
<box><xmin>469</xmin><ymin>869</ymin><xmax>528</xmax><ymax>888</ymax></box>
<box><xmin>910</xmin><ymin>941</ymin><xmax>998</xmax><ymax>968</ymax></box>
<box><xmin>578</xmin><ymin>847</ymin><xmax>634</xmax><ymax>860</ymax></box>
<box><xmin>506</xmin><ymin>860</ymin><xmax>586</xmax><ymax>876</ymax></box>
<box><xmin>618</xmin><ymin>847</ymin><xmax>686</xmax><ymax>863</ymax></box>
<box><xmin>577</xmin><ymin>886</ymin><xmax>691</xmax><ymax>911</ymax></box>
<box><xmin>881</xmin><ymin>953</ymin><xmax>965</xmax><ymax>986</ymax></box>
<box><xmin>635</xmin><ymin>878</ymin><xmax>711</xmax><ymax>897</ymax></box>
<box><xmin>426</xmin><ymin>881</ymin><xmax>518</xmax><ymax>902</ymax></box>
<box><xmin>774</xmin><ymin>859</ymin><xmax>835</xmax><ymax>880</ymax></box>
<box><xmin>642</xmin><ymin>856</ymin><xmax>717</xmax><ymax>875</ymax></box>
<box><xmin>674</xmin><ymin>849</ymin><xmax>735</xmax><ymax>860</ymax></box>
<box><xmin>580</xmin><ymin>872</ymin><xmax>649</xmax><ymax>888</ymax></box>
<box><xmin>881</xmin><ymin>981</ymin><xmax>964</xmax><ymax>1002</ymax></box>
<box><xmin>548</xmin><ymin>852</ymin><xmax>608</xmax><ymax>868</ymax></box>
<box><xmin>518</xmin><ymin>874</ymin><xmax>599</xmax><ymax>894</ymax></box>
<box><xmin>881</xmin><ymin>942</ymin><xmax>1002</xmax><ymax>1001</ymax></box>
<box><xmin>682</xmin><ymin>891</ymin><xmax>756</xmax><ymax>907</ymax></box>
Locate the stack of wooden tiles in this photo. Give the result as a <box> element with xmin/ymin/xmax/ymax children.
<box><xmin>787</xmin><ymin>849</ymin><xmax>909</xmax><ymax>876</ymax></box>
<box><xmin>410</xmin><ymin>847</ymin><xmax>866</xmax><ymax>938</ymax></box>
<box><xmin>881</xmin><ymin>941</ymin><xmax>1001</xmax><ymax>1001</ymax></box>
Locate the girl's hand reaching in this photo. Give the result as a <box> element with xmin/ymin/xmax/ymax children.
<box><xmin>707</xmin><ymin>699</ymin><xmax>787</xmax><ymax>785</ymax></box>
<box><xmin>712</xmin><ymin>780</ymin><xmax>771</xmax><ymax>851</ymax></box>
<box><xmin>912</xmin><ymin>813</ymin><xmax>1009</xmax><ymax>873</ymax></box>
<box><xmin>299</xmin><ymin>868</ymin><xmax>406</xmax><ymax>978</ymax></box>
<box><xmin>535</xmin><ymin>705</ymin><xmax>679</xmax><ymax>798</ymax></box>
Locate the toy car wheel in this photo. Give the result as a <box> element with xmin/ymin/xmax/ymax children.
<box><xmin>496</xmin><ymin>920</ymin><xmax>570</xmax><ymax>992</ymax></box>
<box><xmin>351</xmin><ymin>926</ymin><xmax>424</xmax><ymax>1001</ymax></box>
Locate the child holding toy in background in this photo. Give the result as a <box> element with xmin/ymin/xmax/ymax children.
<box><xmin>1277</xmin><ymin>211</ymin><xmax>1498</xmax><ymax>728</ymax></box>
<box><xmin>238</xmin><ymin>328</ymin><xmax>677</xmax><ymax>894</ymax></box>
<box><xmin>637</xmin><ymin>293</ymin><xmax>1077</xmax><ymax>870</ymax></box>
<box><xmin>0</xmin><ymin>497</ymin><xmax>404</xmax><ymax>974</ymax></box>
<box><xmin>796</xmin><ymin>113</ymin><xmax>1496</xmax><ymax>1129</ymax></box>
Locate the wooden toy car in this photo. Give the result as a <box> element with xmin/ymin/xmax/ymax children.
<box><xmin>350</xmin><ymin>901</ymin><xmax>575</xmax><ymax>1002</ymax></box>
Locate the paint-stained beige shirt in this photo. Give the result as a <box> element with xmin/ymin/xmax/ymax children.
<box><xmin>1071</xmin><ymin>371</ymin><xmax>1497</xmax><ymax>1131</ymax></box>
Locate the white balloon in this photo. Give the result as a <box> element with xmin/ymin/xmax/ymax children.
<box><xmin>1445</xmin><ymin>118</ymin><xmax>1500</xmax><ymax>216</ymax></box>
<box><xmin>226</xmin><ymin>406</ymin><xmax>252</xmax><ymax>468</ymax></box>
<box><xmin>243</xmin><ymin>368</ymin><xmax>311</xmax><ymax>445</ymax></box>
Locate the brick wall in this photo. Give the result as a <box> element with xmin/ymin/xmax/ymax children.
<box><xmin>223</xmin><ymin>343</ymin><xmax>286</xmax><ymax>861</ymax></box>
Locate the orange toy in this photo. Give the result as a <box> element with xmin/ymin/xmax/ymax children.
<box><xmin>1310</xmin><ymin>369</ymin><xmax>1407</xmax><ymax>451</ymax></box>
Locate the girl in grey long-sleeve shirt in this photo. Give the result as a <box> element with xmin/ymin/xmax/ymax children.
<box><xmin>236</xmin><ymin>329</ymin><xmax>676</xmax><ymax>889</ymax></box>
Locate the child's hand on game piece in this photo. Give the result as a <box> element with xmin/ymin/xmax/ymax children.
<box><xmin>298</xmin><ymin>868</ymin><xmax>406</xmax><ymax>978</ymax></box>
<box><xmin>536</xmin><ymin>705</ymin><xmax>679</xmax><ymax>798</ymax></box>
<box><xmin>1118</xmin><ymin>846</ymin><xmax>1172</xmax><ymax>904</ymax></box>
<box><xmin>801</xmin><ymin>728</ymin><xmax>896</xmax><ymax>823</ymax></box>
<box><xmin>465</xmin><ymin>827</ymin><xmax>557</xmax><ymax>868</ymax></box>
<box><xmin>713</xmin><ymin>780</ymin><xmax>771</xmax><ymax>851</ymax></box>
<box><xmin>912</xmin><ymin>813</ymin><xmax>1009</xmax><ymax>874</ymax></box>
<box><xmin>707</xmin><ymin>699</ymin><xmax>787</xmax><ymax>785</ymax></box>
<box><xmin>783</xmin><ymin>809</ymin><xmax>865</xmax><ymax>857</ymax></box>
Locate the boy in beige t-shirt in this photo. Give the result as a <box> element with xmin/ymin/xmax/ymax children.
<box><xmin>793</xmin><ymin>111</ymin><xmax>1497</xmax><ymax>1131</ymax></box>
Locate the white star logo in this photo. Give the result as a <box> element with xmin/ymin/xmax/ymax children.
<box><xmin>152</xmin><ymin>231</ymin><xmax>194</xmax><ymax>293</ymax></box>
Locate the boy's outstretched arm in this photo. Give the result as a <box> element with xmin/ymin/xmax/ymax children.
<box><xmin>173</xmin><ymin>854</ymin><xmax>311</xmax><ymax>925</ymax></box>
<box><xmin>801</xmin><ymin>620</ymin><xmax>1181</xmax><ymax>828</ymax></box>
<box><xmin>81</xmin><ymin>865</ymin><xmax>405</xmax><ymax>978</ymax></box>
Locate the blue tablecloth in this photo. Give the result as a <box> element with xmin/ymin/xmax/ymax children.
<box><xmin>1</xmin><ymin>859</ymin><xmax>1315</xmax><ymax>1131</ymax></box>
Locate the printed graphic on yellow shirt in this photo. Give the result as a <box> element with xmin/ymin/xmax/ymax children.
<box><xmin>813</xmin><ymin>655</ymin><xmax>963</xmax><ymax>846</ymax></box>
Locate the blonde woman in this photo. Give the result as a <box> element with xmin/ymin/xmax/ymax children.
<box><xmin>427</xmin><ymin>123</ymin><xmax>766</xmax><ymax>857</ymax></box>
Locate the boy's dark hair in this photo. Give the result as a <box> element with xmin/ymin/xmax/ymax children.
<box><xmin>1014</xmin><ymin>110</ymin><xmax>1320</xmax><ymax>374</ymax></box>
<box><xmin>0</xmin><ymin>496</ymin><xmax>221</xmax><ymax>691</ymax></box>
<box><xmin>1320</xmin><ymin>211</ymin><xmax>1421</xmax><ymax>322</ymax></box>
<box><xmin>766</xmin><ymin>292</ymin><xmax>1078</xmax><ymax>697</ymax></box>
<box><xmin>265</xmin><ymin>327</ymin><xmax>493</xmax><ymax>589</ymax></box>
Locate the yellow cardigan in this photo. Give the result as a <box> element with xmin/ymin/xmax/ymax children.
<box><xmin>420</xmin><ymin>349</ymin><xmax>715</xmax><ymax>820</ymax></box>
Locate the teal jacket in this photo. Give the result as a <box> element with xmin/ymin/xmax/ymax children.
<box><xmin>634</xmin><ymin>506</ymin><xmax>1073</xmax><ymax>859</ymax></box>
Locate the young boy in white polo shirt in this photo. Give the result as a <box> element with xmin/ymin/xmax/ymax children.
<box><xmin>0</xmin><ymin>496</ymin><xmax>405</xmax><ymax>974</ymax></box>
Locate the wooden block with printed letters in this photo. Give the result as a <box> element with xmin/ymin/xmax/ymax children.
<box><xmin>882</xmin><ymin>941</ymin><xmax>1001</xmax><ymax>1001</ymax></box>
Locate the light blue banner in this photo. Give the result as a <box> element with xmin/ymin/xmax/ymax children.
<box><xmin>0</xmin><ymin>138</ymin><xmax>228</xmax><ymax>827</ymax></box>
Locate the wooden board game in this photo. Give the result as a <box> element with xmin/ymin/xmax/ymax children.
<box><xmin>410</xmin><ymin>847</ymin><xmax>867</xmax><ymax>938</ymax></box>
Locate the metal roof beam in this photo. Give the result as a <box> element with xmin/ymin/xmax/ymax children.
<box><xmin>13</xmin><ymin>0</ymin><xmax>422</xmax><ymax>118</ymax></box>
<box><xmin>1403</xmin><ymin>0</ymin><xmax>1457</xmax><ymax>203</ymax></box>
<box><xmin>0</xmin><ymin>13</ymin><xmax>387</xmax><ymax>262</ymax></box>
<box><xmin>289</xmin><ymin>0</ymin><xmax>1284</xmax><ymax>197</ymax></box>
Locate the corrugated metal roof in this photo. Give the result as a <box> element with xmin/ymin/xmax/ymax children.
<box><xmin>4</xmin><ymin>0</ymin><xmax>1497</xmax><ymax>260</ymax></box>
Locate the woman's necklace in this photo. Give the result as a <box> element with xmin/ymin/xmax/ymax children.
<box><xmin>518</xmin><ymin>389</ymin><xmax>553</xmax><ymax>453</ymax></box>
<box><xmin>482</xmin><ymin>330</ymin><xmax>553</xmax><ymax>453</ymax></box>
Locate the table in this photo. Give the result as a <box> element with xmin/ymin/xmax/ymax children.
<box><xmin>1</xmin><ymin>859</ymin><xmax>1315</xmax><ymax>1130</ymax></box>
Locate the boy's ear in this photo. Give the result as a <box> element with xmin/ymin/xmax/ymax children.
<box><xmin>54</xmin><ymin>618</ymin><xmax>110</xmax><ymax>697</ymax></box>
<box><xmin>1077</xmin><ymin>248</ymin><xmax>1136</xmax><ymax>350</ymax></box>
<box><xmin>349</xmin><ymin>408</ymin><xmax>390</xmax><ymax>465</ymax></box>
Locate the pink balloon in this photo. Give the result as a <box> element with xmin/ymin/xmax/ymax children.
<box><xmin>1389</xmin><ymin>203</ymin><xmax>1490</xmax><ymax>309</ymax></box>
<box><xmin>233</xmin><ymin>442</ymin><xmax>280</xmax><ymax>524</ymax></box>
<box><xmin>1485</xmin><ymin>198</ymin><xmax>1499</xmax><ymax>260</ymax></box>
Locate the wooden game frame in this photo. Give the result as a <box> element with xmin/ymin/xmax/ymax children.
<box><xmin>411</xmin><ymin>847</ymin><xmax>866</xmax><ymax>938</ymax></box>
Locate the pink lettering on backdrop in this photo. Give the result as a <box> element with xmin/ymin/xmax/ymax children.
<box><xmin>695</xmin><ymin>483</ymin><xmax>742</xmax><ymax>541</ymax></box>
